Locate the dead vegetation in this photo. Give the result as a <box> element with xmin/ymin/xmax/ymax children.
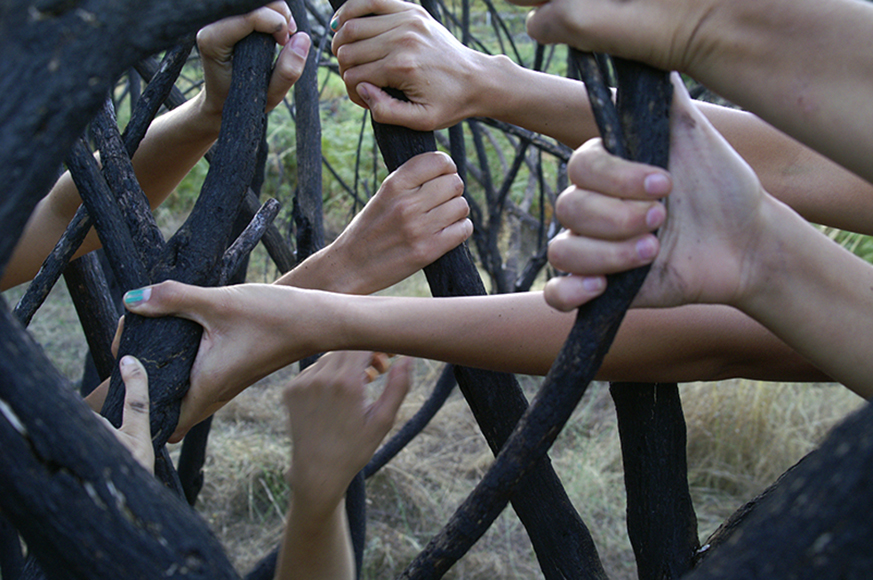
<box><xmin>6</xmin><ymin>266</ymin><xmax>863</xmax><ymax>579</ymax></box>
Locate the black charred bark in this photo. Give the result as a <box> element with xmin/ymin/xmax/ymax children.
<box><xmin>101</xmin><ymin>32</ymin><xmax>275</xmax><ymax>450</ymax></box>
<box><xmin>325</xmin><ymin>0</ymin><xmax>607</xmax><ymax>576</ymax></box>
<box><xmin>396</xmin><ymin>54</ymin><xmax>673</xmax><ymax>580</ymax></box>
<box><xmin>63</xmin><ymin>253</ymin><xmax>122</xmax><ymax>381</ymax></box>
<box><xmin>610</xmin><ymin>383</ymin><xmax>699</xmax><ymax>580</ymax></box>
<box><xmin>685</xmin><ymin>400</ymin><xmax>873</xmax><ymax>580</ymax></box>
<box><xmin>0</xmin><ymin>304</ymin><xmax>240</xmax><ymax>580</ymax></box>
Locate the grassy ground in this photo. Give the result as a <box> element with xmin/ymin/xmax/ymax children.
<box><xmin>5</xmin><ymin>264</ymin><xmax>863</xmax><ymax>579</ymax></box>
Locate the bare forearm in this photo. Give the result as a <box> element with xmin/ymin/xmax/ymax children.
<box><xmin>738</xmin><ymin>197</ymin><xmax>873</xmax><ymax>398</ymax></box>
<box><xmin>128</xmin><ymin>92</ymin><xmax>220</xmax><ymax>209</ymax></box>
<box><xmin>0</xmin><ymin>93</ymin><xmax>219</xmax><ymax>290</ymax></box>
<box><xmin>689</xmin><ymin>0</ymin><xmax>873</xmax><ymax>183</ymax></box>
<box><xmin>276</xmin><ymin>499</ymin><xmax>354</xmax><ymax>580</ymax></box>
<box><xmin>333</xmin><ymin>291</ymin><xmax>824</xmax><ymax>382</ymax></box>
<box><xmin>471</xmin><ymin>54</ymin><xmax>599</xmax><ymax>149</ymax></box>
<box><xmin>469</xmin><ymin>56</ymin><xmax>873</xmax><ymax>233</ymax></box>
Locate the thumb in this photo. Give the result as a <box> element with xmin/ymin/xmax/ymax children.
<box><xmin>268</xmin><ymin>32</ymin><xmax>311</xmax><ymax>111</ymax></box>
<box><xmin>118</xmin><ymin>356</ymin><xmax>151</xmax><ymax>443</ymax></box>
<box><xmin>368</xmin><ymin>357</ymin><xmax>412</xmax><ymax>437</ymax></box>
<box><xmin>357</xmin><ymin>83</ymin><xmax>431</xmax><ymax>131</ymax></box>
<box><xmin>122</xmin><ymin>280</ymin><xmax>211</xmax><ymax>328</ymax></box>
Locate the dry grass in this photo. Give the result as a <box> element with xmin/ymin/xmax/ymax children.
<box><xmin>4</xmin><ymin>272</ymin><xmax>865</xmax><ymax>579</ymax></box>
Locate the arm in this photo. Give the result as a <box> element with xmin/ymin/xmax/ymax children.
<box><xmin>121</xmin><ymin>275</ymin><xmax>826</xmax><ymax>439</ymax></box>
<box><xmin>329</xmin><ymin>0</ymin><xmax>873</xmax><ymax>235</ymax></box>
<box><xmin>546</xmin><ymin>76</ymin><xmax>872</xmax><ymax>398</ymax></box>
<box><xmin>517</xmin><ymin>0</ymin><xmax>873</xmax><ymax>185</ymax></box>
<box><xmin>275</xmin><ymin>352</ymin><xmax>409</xmax><ymax>580</ymax></box>
<box><xmin>0</xmin><ymin>2</ymin><xmax>311</xmax><ymax>290</ymax></box>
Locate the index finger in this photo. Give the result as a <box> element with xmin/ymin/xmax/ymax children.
<box><xmin>568</xmin><ymin>138</ymin><xmax>672</xmax><ymax>201</ymax></box>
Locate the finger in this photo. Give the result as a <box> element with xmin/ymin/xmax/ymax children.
<box><xmin>568</xmin><ymin>139</ymin><xmax>672</xmax><ymax>201</ymax></box>
<box><xmin>110</xmin><ymin>316</ymin><xmax>124</xmax><ymax>358</ymax></box>
<box><xmin>333</xmin><ymin>0</ymin><xmax>410</xmax><ymax>31</ymax></box>
<box><xmin>246</xmin><ymin>3</ymin><xmax>294</xmax><ymax>44</ymax></box>
<box><xmin>554</xmin><ymin>187</ymin><xmax>665</xmax><ymax>240</ymax></box>
<box><xmin>436</xmin><ymin>217</ymin><xmax>474</xmax><ymax>250</ymax></box>
<box><xmin>118</xmin><ymin>356</ymin><xmax>152</xmax><ymax>444</ymax></box>
<box><xmin>368</xmin><ymin>356</ymin><xmax>411</xmax><ymax>434</ymax></box>
<box><xmin>356</xmin><ymin>83</ymin><xmax>435</xmax><ymax>130</ymax></box>
<box><xmin>419</xmin><ymin>171</ymin><xmax>465</xmax><ymax>207</ymax></box>
<box><xmin>267</xmin><ymin>32</ymin><xmax>310</xmax><ymax>111</ymax></box>
<box><xmin>548</xmin><ymin>230</ymin><xmax>660</xmax><ymax>276</ymax></box>
<box><xmin>332</xmin><ymin>13</ymin><xmax>404</xmax><ymax>63</ymax></box>
<box><xmin>122</xmin><ymin>281</ymin><xmax>213</xmax><ymax>327</ymax></box>
<box><xmin>426</xmin><ymin>194</ymin><xmax>471</xmax><ymax>233</ymax></box>
<box><xmin>391</xmin><ymin>152</ymin><xmax>457</xmax><ymax>191</ymax></box>
<box><xmin>370</xmin><ymin>352</ymin><xmax>392</xmax><ymax>374</ymax></box>
<box><xmin>543</xmin><ymin>275</ymin><xmax>607</xmax><ymax>311</ymax></box>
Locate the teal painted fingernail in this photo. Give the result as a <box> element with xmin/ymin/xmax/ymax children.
<box><xmin>123</xmin><ymin>287</ymin><xmax>151</xmax><ymax>306</ymax></box>
<box><xmin>329</xmin><ymin>15</ymin><xmax>340</xmax><ymax>31</ymax></box>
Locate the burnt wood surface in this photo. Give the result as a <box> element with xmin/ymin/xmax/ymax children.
<box><xmin>610</xmin><ymin>383</ymin><xmax>699</xmax><ymax>580</ymax></box>
<box><xmin>685</xmin><ymin>400</ymin><xmax>873</xmax><ymax>579</ymax></box>
<box><xmin>325</xmin><ymin>1</ymin><xmax>609</xmax><ymax>578</ymax></box>
<box><xmin>0</xmin><ymin>304</ymin><xmax>240</xmax><ymax>580</ymax></box>
<box><xmin>395</xmin><ymin>56</ymin><xmax>673</xmax><ymax>579</ymax></box>
<box><xmin>0</xmin><ymin>2</ymin><xmax>282</xmax><ymax>575</ymax></box>
<box><xmin>63</xmin><ymin>253</ymin><xmax>122</xmax><ymax>381</ymax></box>
<box><xmin>100</xmin><ymin>32</ymin><xmax>275</xmax><ymax>449</ymax></box>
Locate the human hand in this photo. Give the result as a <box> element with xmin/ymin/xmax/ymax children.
<box><xmin>284</xmin><ymin>351</ymin><xmax>410</xmax><ymax>515</ymax></box>
<box><xmin>122</xmin><ymin>282</ymin><xmax>330</xmax><ymax>442</ymax></box>
<box><xmin>308</xmin><ymin>151</ymin><xmax>472</xmax><ymax>294</ymax></box>
<box><xmin>545</xmin><ymin>75</ymin><xmax>767</xmax><ymax>311</ymax></box>
<box><xmin>94</xmin><ymin>356</ymin><xmax>155</xmax><ymax>474</ymax></box>
<box><xmin>504</xmin><ymin>0</ymin><xmax>718</xmax><ymax>73</ymax></box>
<box><xmin>197</xmin><ymin>1</ymin><xmax>312</xmax><ymax>119</ymax></box>
<box><xmin>330</xmin><ymin>0</ymin><xmax>491</xmax><ymax>130</ymax></box>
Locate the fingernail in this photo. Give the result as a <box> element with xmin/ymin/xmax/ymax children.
<box><xmin>329</xmin><ymin>15</ymin><xmax>340</xmax><ymax>31</ymax></box>
<box><xmin>120</xmin><ymin>355</ymin><xmax>135</xmax><ymax>368</ymax></box>
<box><xmin>636</xmin><ymin>236</ymin><xmax>658</xmax><ymax>261</ymax></box>
<box><xmin>645</xmin><ymin>204</ymin><xmax>665</xmax><ymax>229</ymax></box>
<box><xmin>644</xmin><ymin>173</ymin><xmax>670</xmax><ymax>197</ymax></box>
<box><xmin>289</xmin><ymin>32</ymin><xmax>309</xmax><ymax>58</ymax></box>
<box><xmin>581</xmin><ymin>276</ymin><xmax>605</xmax><ymax>293</ymax></box>
<box><xmin>123</xmin><ymin>287</ymin><xmax>151</xmax><ymax>306</ymax></box>
<box><xmin>357</xmin><ymin>83</ymin><xmax>371</xmax><ymax>104</ymax></box>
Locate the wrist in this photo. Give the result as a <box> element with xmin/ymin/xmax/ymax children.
<box><xmin>186</xmin><ymin>89</ymin><xmax>223</xmax><ymax>143</ymax></box>
<box><xmin>465</xmin><ymin>52</ymin><xmax>520</xmax><ymax>121</ymax></box>
<box><xmin>276</xmin><ymin>243</ymin><xmax>367</xmax><ymax>294</ymax></box>
<box><xmin>733</xmin><ymin>195</ymin><xmax>822</xmax><ymax>315</ymax></box>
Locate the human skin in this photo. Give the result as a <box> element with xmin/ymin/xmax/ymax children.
<box><xmin>0</xmin><ymin>2</ymin><xmax>312</xmax><ymax>291</ymax></box>
<box><xmin>328</xmin><ymin>0</ymin><xmax>873</xmax><ymax>235</ymax></box>
<box><xmin>510</xmin><ymin>0</ymin><xmax>873</xmax><ymax>186</ymax></box>
<box><xmin>93</xmin><ymin>356</ymin><xmax>156</xmax><ymax>474</ymax></box>
<box><xmin>545</xmin><ymin>76</ymin><xmax>873</xmax><ymax>399</ymax></box>
<box><xmin>274</xmin><ymin>351</ymin><xmax>409</xmax><ymax>580</ymax></box>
